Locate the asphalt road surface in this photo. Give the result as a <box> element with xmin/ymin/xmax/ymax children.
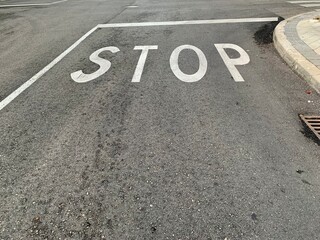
<box><xmin>1</xmin><ymin>0</ymin><xmax>320</xmax><ymax>239</ymax></box>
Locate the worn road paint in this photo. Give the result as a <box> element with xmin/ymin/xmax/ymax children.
<box><xmin>170</xmin><ymin>45</ymin><xmax>208</xmax><ymax>83</ymax></box>
<box><xmin>71</xmin><ymin>47</ymin><xmax>120</xmax><ymax>83</ymax></box>
<box><xmin>0</xmin><ymin>17</ymin><xmax>278</xmax><ymax>111</ymax></box>
<box><xmin>97</xmin><ymin>17</ymin><xmax>279</xmax><ymax>28</ymax></box>
<box><xmin>0</xmin><ymin>0</ymin><xmax>68</xmax><ymax>8</ymax></box>
<box><xmin>132</xmin><ymin>46</ymin><xmax>158</xmax><ymax>83</ymax></box>
<box><xmin>215</xmin><ymin>44</ymin><xmax>250</xmax><ymax>82</ymax></box>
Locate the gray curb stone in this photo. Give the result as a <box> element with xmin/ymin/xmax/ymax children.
<box><xmin>273</xmin><ymin>11</ymin><xmax>320</xmax><ymax>93</ymax></box>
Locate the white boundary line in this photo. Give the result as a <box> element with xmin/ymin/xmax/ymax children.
<box><xmin>0</xmin><ymin>0</ymin><xmax>67</xmax><ymax>8</ymax></box>
<box><xmin>0</xmin><ymin>26</ymin><xmax>98</xmax><ymax>111</ymax></box>
<box><xmin>288</xmin><ymin>1</ymin><xmax>320</xmax><ymax>3</ymax></box>
<box><xmin>0</xmin><ymin>17</ymin><xmax>279</xmax><ymax>111</ymax></box>
<box><xmin>300</xmin><ymin>3</ymin><xmax>320</xmax><ymax>7</ymax></box>
<box><xmin>97</xmin><ymin>17</ymin><xmax>279</xmax><ymax>28</ymax></box>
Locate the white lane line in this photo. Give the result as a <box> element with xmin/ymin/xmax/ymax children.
<box><xmin>97</xmin><ymin>17</ymin><xmax>279</xmax><ymax>28</ymax></box>
<box><xmin>0</xmin><ymin>26</ymin><xmax>97</xmax><ymax>111</ymax></box>
<box><xmin>0</xmin><ymin>0</ymin><xmax>67</xmax><ymax>8</ymax></box>
<box><xmin>300</xmin><ymin>3</ymin><xmax>320</xmax><ymax>6</ymax></box>
<box><xmin>126</xmin><ymin>5</ymin><xmax>138</xmax><ymax>8</ymax></box>
<box><xmin>0</xmin><ymin>17</ymin><xmax>279</xmax><ymax>111</ymax></box>
<box><xmin>288</xmin><ymin>0</ymin><xmax>320</xmax><ymax>3</ymax></box>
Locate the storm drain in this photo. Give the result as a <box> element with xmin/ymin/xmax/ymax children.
<box><xmin>300</xmin><ymin>115</ymin><xmax>320</xmax><ymax>140</ymax></box>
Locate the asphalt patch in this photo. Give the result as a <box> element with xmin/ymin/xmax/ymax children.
<box><xmin>254</xmin><ymin>17</ymin><xmax>284</xmax><ymax>45</ymax></box>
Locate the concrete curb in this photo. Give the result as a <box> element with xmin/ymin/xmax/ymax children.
<box><xmin>273</xmin><ymin>13</ymin><xmax>320</xmax><ymax>94</ymax></box>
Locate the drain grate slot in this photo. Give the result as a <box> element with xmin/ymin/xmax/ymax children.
<box><xmin>300</xmin><ymin>115</ymin><xmax>320</xmax><ymax>140</ymax></box>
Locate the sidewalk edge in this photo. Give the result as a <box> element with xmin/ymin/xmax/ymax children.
<box><xmin>273</xmin><ymin>15</ymin><xmax>320</xmax><ymax>94</ymax></box>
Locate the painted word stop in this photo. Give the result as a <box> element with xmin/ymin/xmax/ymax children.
<box><xmin>71</xmin><ymin>44</ymin><xmax>250</xmax><ymax>83</ymax></box>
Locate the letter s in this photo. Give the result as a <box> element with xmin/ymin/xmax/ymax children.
<box><xmin>71</xmin><ymin>46</ymin><xmax>120</xmax><ymax>83</ymax></box>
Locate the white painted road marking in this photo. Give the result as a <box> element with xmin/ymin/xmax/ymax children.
<box><xmin>0</xmin><ymin>0</ymin><xmax>68</xmax><ymax>8</ymax></box>
<box><xmin>288</xmin><ymin>0</ymin><xmax>320</xmax><ymax>3</ymax></box>
<box><xmin>132</xmin><ymin>46</ymin><xmax>158</xmax><ymax>83</ymax></box>
<box><xmin>0</xmin><ymin>26</ymin><xmax>98</xmax><ymax>111</ymax></box>
<box><xmin>287</xmin><ymin>0</ymin><xmax>320</xmax><ymax>7</ymax></box>
<box><xmin>170</xmin><ymin>45</ymin><xmax>208</xmax><ymax>83</ymax></box>
<box><xmin>300</xmin><ymin>3</ymin><xmax>320</xmax><ymax>6</ymax></box>
<box><xmin>0</xmin><ymin>17</ymin><xmax>279</xmax><ymax>111</ymax></box>
<box><xmin>126</xmin><ymin>5</ymin><xmax>139</xmax><ymax>8</ymax></box>
<box><xmin>72</xmin><ymin>44</ymin><xmax>249</xmax><ymax>83</ymax></box>
<box><xmin>97</xmin><ymin>17</ymin><xmax>279</xmax><ymax>28</ymax></box>
<box><xmin>215</xmin><ymin>44</ymin><xmax>250</xmax><ymax>82</ymax></box>
<box><xmin>71</xmin><ymin>47</ymin><xmax>120</xmax><ymax>83</ymax></box>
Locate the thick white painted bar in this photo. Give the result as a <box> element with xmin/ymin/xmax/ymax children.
<box><xmin>98</xmin><ymin>17</ymin><xmax>279</xmax><ymax>28</ymax></box>
<box><xmin>300</xmin><ymin>3</ymin><xmax>320</xmax><ymax>7</ymax></box>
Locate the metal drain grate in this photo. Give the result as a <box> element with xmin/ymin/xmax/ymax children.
<box><xmin>300</xmin><ymin>115</ymin><xmax>320</xmax><ymax>140</ymax></box>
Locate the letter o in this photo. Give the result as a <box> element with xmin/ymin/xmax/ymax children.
<box><xmin>170</xmin><ymin>45</ymin><xmax>207</xmax><ymax>83</ymax></box>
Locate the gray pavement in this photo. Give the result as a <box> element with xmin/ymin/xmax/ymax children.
<box><xmin>1</xmin><ymin>0</ymin><xmax>320</xmax><ymax>239</ymax></box>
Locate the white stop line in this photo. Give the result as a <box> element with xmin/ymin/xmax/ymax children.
<box><xmin>0</xmin><ymin>17</ymin><xmax>279</xmax><ymax>111</ymax></box>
